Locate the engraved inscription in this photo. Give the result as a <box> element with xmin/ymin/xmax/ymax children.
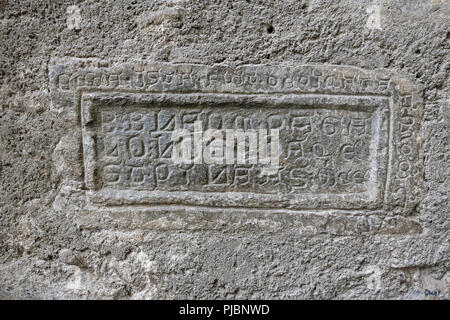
<box><xmin>80</xmin><ymin>93</ymin><xmax>390</xmax><ymax>210</ymax></box>
<box><xmin>49</xmin><ymin>59</ymin><xmax>423</xmax><ymax>213</ymax></box>
<box><xmin>97</xmin><ymin>106</ymin><xmax>376</xmax><ymax>194</ymax></box>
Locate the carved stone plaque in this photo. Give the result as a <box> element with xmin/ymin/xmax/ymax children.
<box><xmin>50</xmin><ymin>58</ymin><xmax>423</xmax><ymax>215</ymax></box>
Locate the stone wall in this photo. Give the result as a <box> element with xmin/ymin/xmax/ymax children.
<box><xmin>0</xmin><ymin>0</ymin><xmax>448</xmax><ymax>299</ymax></box>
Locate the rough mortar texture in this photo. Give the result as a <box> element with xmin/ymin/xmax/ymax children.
<box><xmin>0</xmin><ymin>0</ymin><xmax>449</xmax><ymax>299</ymax></box>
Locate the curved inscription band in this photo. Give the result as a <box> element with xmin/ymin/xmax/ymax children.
<box><xmin>50</xmin><ymin>58</ymin><xmax>423</xmax><ymax>215</ymax></box>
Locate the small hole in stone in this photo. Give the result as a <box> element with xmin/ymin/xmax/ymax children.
<box><xmin>267</xmin><ymin>25</ymin><xmax>274</xmax><ymax>34</ymax></box>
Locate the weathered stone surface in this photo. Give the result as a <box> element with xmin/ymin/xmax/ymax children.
<box><xmin>0</xmin><ymin>0</ymin><xmax>448</xmax><ymax>299</ymax></box>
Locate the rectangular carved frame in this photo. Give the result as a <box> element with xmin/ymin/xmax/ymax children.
<box><xmin>49</xmin><ymin>58</ymin><xmax>423</xmax><ymax>216</ymax></box>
